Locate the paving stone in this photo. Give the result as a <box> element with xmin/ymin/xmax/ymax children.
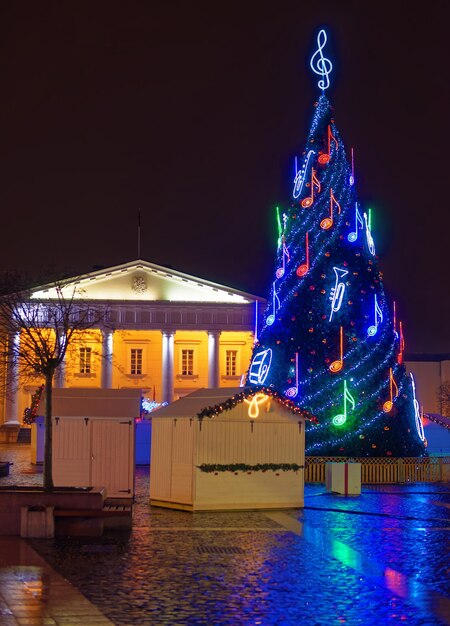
<box><xmin>2</xmin><ymin>443</ymin><xmax>450</xmax><ymax>625</ymax></box>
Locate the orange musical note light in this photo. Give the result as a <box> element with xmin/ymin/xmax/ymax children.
<box><xmin>296</xmin><ymin>232</ymin><xmax>310</xmax><ymax>277</ymax></box>
<box><xmin>301</xmin><ymin>168</ymin><xmax>321</xmax><ymax>208</ymax></box>
<box><xmin>318</xmin><ymin>125</ymin><xmax>338</xmax><ymax>165</ymax></box>
<box><xmin>329</xmin><ymin>326</ymin><xmax>344</xmax><ymax>373</ymax></box>
<box><xmin>320</xmin><ymin>188</ymin><xmax>341</xmax><ymax>230</ymax></box>
<box><xmin>383</xmin><ymin>368</ymin><xmax>399</xmax><ymax>413</ymax></box>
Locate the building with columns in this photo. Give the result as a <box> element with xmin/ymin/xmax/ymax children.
<box><xmin>1</xmin><ymin>260</ymin><xmax>265</xmax><ymax>425</ymax></box>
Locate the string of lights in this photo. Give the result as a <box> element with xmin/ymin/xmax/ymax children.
<box><xmin>246</xmin><ymin>30</ymin><xmax>427</xmax><ymax>457</ymax></box>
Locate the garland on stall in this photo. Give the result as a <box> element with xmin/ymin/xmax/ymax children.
<box><xmin>196</xmin><ymin>386</ymin><xmax>317</xmax><ymax>422</ymax></box>
<box><xmin>198</xmin><ymin>463</ymin><xmax>304</xmax><ymax>473</ymax></box>
<box><xmin>23</xmin><ymin>384</ymin><xmax>45</xmax><ymax>425</ymax></box>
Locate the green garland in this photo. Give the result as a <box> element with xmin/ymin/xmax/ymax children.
<box><xmin>196</xmin><ymin>385</ymin><xmax>317</xmax><ymax>422</ymax></box>
<box><xmin>23</xmin><ymin>384</ymin><xmax>44</xmax><ymax>425</ymax></box>
<box><xmin>198</xmin><ymin>463</ymin><xmax>304</xmax><ymax>473</ymax></box>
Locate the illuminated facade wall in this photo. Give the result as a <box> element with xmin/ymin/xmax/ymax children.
<box><xmin>0</xmin><ymin>260</ymin><xmax>262</xmax><ymax>425</ymax></box>
<box><xmin>405</xmin><ymin>355</ymin><xmax>450</xmax><ymax>415</ymax></box>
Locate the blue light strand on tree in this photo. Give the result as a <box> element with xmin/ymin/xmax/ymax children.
<box><xmin>246</xmin><ymin>31</ymin><xmax>426</xmax><ymax>457</ymax></box>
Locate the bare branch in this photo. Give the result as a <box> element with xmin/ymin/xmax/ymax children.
<box><xmin>0</xmin><ymin>270</ymin><xmax>108</xmax><ymax>490</ymax></box>
<box><xmin>437</xmin><ymin>381</ymin><xmax>450</xmax><ymax>417</ymax></box>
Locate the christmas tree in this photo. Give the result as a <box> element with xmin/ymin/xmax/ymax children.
<box><xmin>247</xmin><ymin>30</ymin><xmax>426</xmax><ymax>458</ymax></box>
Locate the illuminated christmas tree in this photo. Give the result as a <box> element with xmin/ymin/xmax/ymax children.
<box><xmin>247</xmin><ymin>31</ymin><xmax>426</xmax><ymax>457</ymax></box>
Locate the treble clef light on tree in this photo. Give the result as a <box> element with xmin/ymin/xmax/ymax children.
<box><xmin>310</xmin><ymin>29</ymin><xmax>333</xmax><ymax>91</ymax></box>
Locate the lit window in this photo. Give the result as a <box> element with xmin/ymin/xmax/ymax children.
<box><xmin>181</xmin><ymin>349</ymin><xmax>194</xmax><ymax>376</ymax></box>
<box><xmin>79</xmin><ymin>347</ymin><xmax>92</xmax><ymax>374</ymax></box>
<box><xmin>226</xmin><ymin>350</ymin><xmax>238</xmax><ymax>376</ymax></box>
<box><xmin>131</xmin><ymin>348</ymin><xmax>143</xmax><ymax>375</ymax></box>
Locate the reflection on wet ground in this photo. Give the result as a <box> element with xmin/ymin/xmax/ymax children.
<box><xmin>1</xmin><ymin>444</ymin><xmax>449</xmax><ymax>625</ymax></box>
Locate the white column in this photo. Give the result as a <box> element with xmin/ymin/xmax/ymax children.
<box><xmin>101</xmin><ymin>329</ymin><xmax>114</xmax><ymax>389</ymax></box>
<box><xmin>161</xmin><ymin>330</ymin><xmax>174</xmax><ymax>404</ymax></box>
<box><xmin>54</xmin><ymin>363</ymin><xmax>66</xmax><ymax>388</ymax></box>
<box><xmin>54</xmin><ymin>331</ymin><xmax>66</xmax><ymax>388</ymax></box>
<box><xmin>161</xmin><ymin>330</ymin><xmax>175</xmax><ymax>402</ymax></box>
<box><xmin>5</xmin><ymin>332</ymin><xmax>20</xmax><ymax>423</ymax></box>
<box><xmin>208</xmin><ymin>330</ymin><xmax>221</xmax><ymax>388</ymax></box>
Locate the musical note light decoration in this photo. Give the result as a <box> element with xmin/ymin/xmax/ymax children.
<box><xmin>367</xmin><ymin>294</ymin><xmax>383</xmax><ymax>336</ymax></box>
<box><xmin>266</xmin><ymin>282</ymin><xmax>280</xmax><ymax>326</ymax></box>
<box><xmin>329</xmin><ymin>326</ymin><xmax>344</xmax><ymax>373</ymax></box>
<box><xmin>348</xmin><ymin>202</ymin><xmax>364</xmax><ymax>242</ymax></box>
<box><xmin>301</xmin><ymin>167</ymin><xmax>321</xmax><ymax>208</ymax></box>
<box><xmin>285</xmin><ymin>352</ymin><xmax>299</xmax><ymax>398</ymax></box>
<box><xmin>296</xmin><ymin>231</ymin><xmax>310</xmax><ymax>277</ymax></box>
<box><xmin>320</xmin><ymin>188</ymin><xmax>341</xmax><ymax>230</ymax></box>
<box><xmin>276</xmin><ymin>206</ymin><xmax>283</xmax><ymax>249</ymax></box>
<box><xmin>332</xmin><ymin>379</ymin><xmax>356</xmax><ymax>426</ymax></box>
<box><xmin>276</xmin><ymin>240</ymin><xmax>290</xmax><ymax>278</ymax></box>
<box><xmin>310</xmin><ymin>29</ymin><xmax>333</xmax><ymax>90</ymax></box>
<box><xmin>245</xmin><ymin>31</ymin><xmax>426</xmax><ymax>458</ymax></box>
<box><xmin>253</xmin><ymin>300</ymin><xmax>259</xmax><ymax>344</ymax></box>
<box><xmin>244</xmin><ymin>393</ymin><xmax>269</xmax><ymax>418</ymax></box>
<box><xmin>383</xmin><ymin>368</ymin><xmax>399</xmax><ymax>413</ymax></box>
<box><xmin>393</xmin><ymin>300</ymin><xmax>398</xmax><ymax>336</ymax></box>
<box><xmin>318</xmin><ymin>125</ymin><xmax>338</xmax><ymax>165</ymax></box>
<box><xmin>398</xmin><ymin>321</ymin><xmax>405</xmax><ymax>364</ymax></box>
<box><xmin>349</xmin><ymin>148</ymin><xmax>355</xmax><ymax>185</ymax></box>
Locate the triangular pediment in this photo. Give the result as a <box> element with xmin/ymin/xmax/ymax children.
<box><xmin>31</xmin><ymin>259</ymin><xmax>263</xmax><ymax>304</ymax></box>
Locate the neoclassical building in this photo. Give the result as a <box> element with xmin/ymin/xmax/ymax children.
<box><xmin>2</xmin><ymin>260</ymin><xmax>265</xmax><ymax>425</ymax></box>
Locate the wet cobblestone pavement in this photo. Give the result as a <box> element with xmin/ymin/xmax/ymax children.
<box><xmin>1</xmin><ymin>444</ymin><xmax>449</xmax><ymax>625</ymax></box>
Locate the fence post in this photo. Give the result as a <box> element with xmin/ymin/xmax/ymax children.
<box><xmin>398</xmin><ymin>458</ymin><xmax>404</xmax><ymax>483</ymax></box>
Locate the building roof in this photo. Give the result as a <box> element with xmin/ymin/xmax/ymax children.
<box><xmin>425</xmin><ymin>413</ymin><xmax>450</xmax><ymax>430</ymax></box>
<box><xmin>405</xmin><ymin>353</ymin><xmax>450</xmax><ymax>362</ymax></box>
<box><xmin>150</xmin><ymin>387</ymin><xmax>317</xmax><ymax>422</ymax></box>
<box><xmin>30</xmin><ymin>259</ymin><xmax>266</xmax><ymax>305</ymax></box>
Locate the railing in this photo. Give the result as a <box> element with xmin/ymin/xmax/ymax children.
<box><xmin>305</xmin><ymin>457</ymin><xmax>450</xmax><ymax>484</ymax></box>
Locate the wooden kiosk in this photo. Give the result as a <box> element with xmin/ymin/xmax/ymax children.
<box><xmin>37</xmin><ymin>388</ymin><xmax>142</xmax><ymax>499</ymax></box>
<box><xmin>150</xmin><ymin>387</ymin><xmax>316</xmax><ymax>511</ymax></box>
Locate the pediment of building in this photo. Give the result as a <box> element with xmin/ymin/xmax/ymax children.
<box><xmin>31</xmin><ymin>260</ymin><xmax>262</xmax><ymax>305</ymax></box>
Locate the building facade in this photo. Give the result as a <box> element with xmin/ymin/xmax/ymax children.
<box><xmin>1</xmin><ymin>260</ymin><xmax>265</xmax><ymax>425</ymax></box>
<box><xmin>404</xmin><ymin>354</ymin><xmax>450</xmax><ymax>416</ymax></box>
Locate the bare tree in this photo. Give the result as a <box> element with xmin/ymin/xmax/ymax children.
<box><xmin>437</xmin><ymin>381</ymin><xmax>450</xmax><ymax>417</ymax></box>
<box><xmin>0</xmin><ymin>272</ymin><xmax>106</xmax><ymax>490</ymax></box>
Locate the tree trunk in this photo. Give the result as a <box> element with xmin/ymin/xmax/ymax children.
<box><xmin>43</xmin><ymin>372</ymin><xmax>54</xmax><ymax>491</ymax></box>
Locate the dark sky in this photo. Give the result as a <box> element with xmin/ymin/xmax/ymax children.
<box><xmin>0</xmin><ymin>1</ymin><xmax>449</xmax><ymax>353</ymax></box>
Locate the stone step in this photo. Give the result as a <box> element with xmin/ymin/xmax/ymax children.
<box><xmin>16</xmin><ymin>428</ymin><xmax>31</xmax><ymax>444</ymax></box>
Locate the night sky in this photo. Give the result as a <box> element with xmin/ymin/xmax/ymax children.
<box><xmin>0</xmin><ymin>1</ymin><xmax>449</xmax><ymax>353</ymax></box>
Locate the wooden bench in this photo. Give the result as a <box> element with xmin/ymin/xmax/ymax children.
<box><xmin>54</xmin><ymin>504</ymin><xmax>132</xmax><ymax>533</ymax></box>
<box><xmin>54</xmin><ymin>505</ymin><xmax>132</xmax><ymax>518</ymax></box>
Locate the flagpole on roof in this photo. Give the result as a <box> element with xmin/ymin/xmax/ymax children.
<box><xmin>137</xmin><ymin>208</ymin><xmax>141</xmax><ymax>259</ymax></box>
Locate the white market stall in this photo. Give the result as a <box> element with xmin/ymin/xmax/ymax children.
<box><xmin>37</xmin><ymin>388</ymin><xmax>142</xmax><ymax>499</ymax></box>
<box><xmin>150</xmin><ymin>387</ymin><xmax>316</xmax><ymax>511</ymax></box>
